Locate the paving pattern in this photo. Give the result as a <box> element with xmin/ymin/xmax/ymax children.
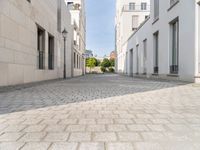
<box><xmin>0</xmin><ymin>74</ymin><xmax>200</xmax><ymax>150</ymax></box>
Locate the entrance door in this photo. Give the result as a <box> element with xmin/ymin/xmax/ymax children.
<box><xmin>129</xmin><ymin>49</ymin><xmax>133</xmax><ymax>76</ymax></box>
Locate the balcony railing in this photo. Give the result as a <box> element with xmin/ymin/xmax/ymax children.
<box><xmin>123</xmin><ymin>5</ymin><xmax>150</xmax><ymax>12</ymax></box>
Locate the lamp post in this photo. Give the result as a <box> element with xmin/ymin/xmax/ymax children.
<box><xmin>62</xmin><ymin>29</ymin><xmax>68</xmax><ymax>79</ymax></box>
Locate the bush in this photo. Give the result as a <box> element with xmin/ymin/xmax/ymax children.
<box><xmin>109</xmin><ymin>67</ymin><xmax>115</xmax><ymax>73</ymax></box>
<box><xmin>100</xmin><ymin>67</ymin><xmax>106</xmax><ymax>73</ymax></box>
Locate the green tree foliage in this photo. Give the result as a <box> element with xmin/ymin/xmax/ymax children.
<box><xmin>96</xmin><ymin>59</ymin><xmax>101</xmax><ymax>66</ymax></box>
<box><xmin>101</xmin><ymin>58</ymin><xmax>111</xmax><ymax>68</ymax></box>
<box><xmin>86</xmin><ymin>58</ymin><xmax>96</xmax><ymax>72</ymax></box>
<box><xmin>110</xmin><ymin>59</ymin><xmax>115</xmax><ymax>67</ymax></box>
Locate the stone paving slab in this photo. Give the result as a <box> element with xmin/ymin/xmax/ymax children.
<box><xmin>0</xmin><ymin>74</ymin><xmax>200</xmax><ymax>150</ymax></box>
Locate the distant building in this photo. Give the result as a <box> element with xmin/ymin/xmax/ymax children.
<box><xmin>65</xmin><ymin>0</ymin><xmax>86</xmax><ymax>77</ymax></box>
<box><xmin>85</xmin><ymin>50</ymin><xmax>93</xmax><ymax>58</ymax></box>
<box><xmin>110</xmin><ymin>51</ymin><xmax>116</xmax><ymax>60</ymax></box>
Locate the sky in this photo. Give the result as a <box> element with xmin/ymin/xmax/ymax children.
<box><xmin>85</xmin><ymin>0</ymin><xmax>115</xmax><ymax>57</ymax></box>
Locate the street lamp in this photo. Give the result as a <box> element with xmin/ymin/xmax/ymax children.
<box><xmin>62</xmin><ymin>29</ymin><xmax>68</xmax><ymax>79</ymax></box>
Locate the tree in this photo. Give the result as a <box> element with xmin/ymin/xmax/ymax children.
<box><xmin>96</xmin><ymin>59</ymin><xmax>101</xmax><ymax>66</ymax></box>
<box><xmin>101</xmin><ymin>58</ymin><xmax>111</xmax><ymax>68</ymax></box>
<box><xmin>86</xmin><ymin>58</ymin><xmax>96</xmax><ymax>73</ymax></box>
<box><xmin>110</xmin><ymin>59</ymin><xmax>115</xmax><ymax>67</ymax></box>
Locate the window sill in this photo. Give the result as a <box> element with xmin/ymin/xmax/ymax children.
<box><xmin>167</xmin><ymin>74</ymin><xmax>179</xmax><ymax>77</ymax></box>
<box><xmin>168</xmin><ymin>0</ymin><xmax>179</xmax><ymax>11</ymax></box>
<box><xmin>152</xmin><ymin>73</ymin><xmax>159</xmax><ymax>76</ymax></box>
<box><xmin>152</xmin><ymin>17</ymin><xmax>159</xmax><ymax>25</ymax></box>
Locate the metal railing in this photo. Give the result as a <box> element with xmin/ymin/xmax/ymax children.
<box><xmin>123</xmin><ymin>5</ymin><xmax>150</xmax><ymax>12</ymax></box>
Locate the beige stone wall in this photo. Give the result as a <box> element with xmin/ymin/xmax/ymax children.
<box><xmin>0</xmin><ymin>0</ymin><xmax>73</xmax><ymax>86</ymax></box>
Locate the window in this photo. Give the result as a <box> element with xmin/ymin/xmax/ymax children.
<box><xmin>37</xmin><ymin>27</ymin><xmax>45</xmax><ymax>70</ymax></box>
<box><xmin>79</xmin><ymin>56</ymin><xmax>81</xmax><ymax>69</ymax></box>
<box><xmin>129</xmin><ymin>3</ymin><xmax>135</xmax><ymax>10</ymax></box>
<box><xmin>48</xmin><ymin>34</ymin><xmax>54</xmax><ymax>70</ymax></box>
<box><xmin>77</xmin><ymin>54</ymin><xmax>79</xmax><ymax>68</ymax></box>
<box><xmin>132</xmin><ymin>15</ymin><xmax>139</xmax><ymax>30</ymax></box>
<box><xmin>141</xmin><ymin>2</ymin><xmax>147</xmax><ymax>10</ymax></box>
<box><xmin>74</xmin><ymin>52</ymin><xmax>76</xmax><ymax>68</ymax></box>
<box><xmin>170</xmin><ymin>19</ymin><xmax>179</xmax><ymax>74</ymax></box>
<box><xmin>154</xmin><ymin>0</ymin><xmax>159</xmax><ymax>19</ymax></box>
<box><xmin>27</xmin><ymin>0</ymin><xmax>31</xmax><ymax>3</ymax></box>
<box><xmin>136</xmin><ymin>45</ymin><xmax>139</xmax><ymax>74</ymax></box>
<box><xmin>143</xmin><ymin>39</ymin><xmax>147</xmax><ymax>74</ymax></box>
<box><xmin>153</xmin><ymin>32</ymin><xmax>159</xmax><ymax>74</ymax></box>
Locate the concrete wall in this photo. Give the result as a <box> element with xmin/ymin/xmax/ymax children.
<box><xmin>117</xmin><ymin>0</ymin><xmax>200</xmax><ymax>82</ymax></box>
<box><xmin>115</xmin><ymin>0</ymin><xmax>150</xmax><ymax>73</ymax></box>
<box><xmin>0</xmin><ymin>0</ymin><xmax>73</xmax><ymax>86</ymax></box>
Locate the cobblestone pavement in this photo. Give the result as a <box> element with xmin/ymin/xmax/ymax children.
<box><xmin>0</xmin><ymin>74</ymin><xmax>200</xmax><ymax>150</ymax></box>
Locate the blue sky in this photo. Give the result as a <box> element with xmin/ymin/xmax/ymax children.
<box><xmin>85</xmin><ymin>0</ymin><xmax>115</xmax><ymax>57</ymax></box>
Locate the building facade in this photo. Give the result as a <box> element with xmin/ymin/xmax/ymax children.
<box><xmin>115</xmin><ymin>0</ymin><xmax>150</xmax><ymax>73</ymax></box>
<box><xmin>116</xmin><ymin>0</ymin><xmax>200</xmax><ymax>83</ymax></box>
<box><xmin>0</xmin><ymin>0</ymin><xmax>74</xmax><ymax>86</ymax></box>
<box><xmin>65</xmin><ymin>0</ymin><xmax>86</xmax><ymax>77</ymax></box>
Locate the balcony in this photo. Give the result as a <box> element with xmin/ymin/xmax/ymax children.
<box><xmin>122</xmin><ymin>5</ymin><xmax>150</xmax><ymax>12</ymax></box>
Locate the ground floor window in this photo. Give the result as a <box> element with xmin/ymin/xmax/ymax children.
<box><xmin>37</xmin><ymin>27</ymin><xmax>45</xmax><ymax>70</ymax></box>
<box><xmin>153</xmin><ymin>32</ymin><xmax>159</xmax><ymax>74</ymax></box>
<box><xmin>74</xmin><ymin>52</ymin><xmax>76</xmax><ymax>68</ymax></box>
<box><xmin>170</xmin><ymin>19</ymin><xmax>179</xmax><ymax>74</ymax></box>
<box><xmin>143</xmin><ymin>39</ymin><xmax>147</xmax><ymax>74</ymax></box>
<box><xmin>48</xmin><ymin>34</ymin><xmax>54</xmax><ymax>70</ymax></box>
<box><xmin>136</xmin><ymin>45</ymin><xmax>139</xmax><ymax>74</ymax></box>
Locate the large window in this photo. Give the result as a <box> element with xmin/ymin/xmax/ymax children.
<box><xmin>77</xmin><ymin>54</ymin><xmax>79</xmax><ymax>68</ymax></box>
<box><xmin>129</xmin><ymin>3</ymin><xmax>135</xmax><ymax>10</ymax></box>
<box><xmin>132</xmin><ymin>15</ymin><xmax>139</xmax><ymax>31</ymax></box>
<box><xmin>170</xmin><ymin>19</ymin><xmax>179</xmax><ymax>74</ymax></box>
<box><xmin>48</xmin><ymin>34</ymin><xmax>54</xmax><ymax>70</ymax></box>
<box><xmin>74</xmin><ymin>52</ymin><xmax>76</xmax><ymax>68</ymax></box>
<box><xmin>153</xmin><ymin>32</ymin><xmax>159</xmax><ymax>74</ymax></box>
<box><xmin>136</xmin><ymin>45</ymin><xmax>139</xmax><ymax>74</ymax></box>
<box><xmin>141</xmin><ymin>3</ymin><xmax>147</xmax><ymax>10</ymax></box>
<box><xmin>143</xmin><ymin>39</ymin><xmax>147</xmax><ymax>74</ymax></box>
<box><xmin>154</xmin><ymin>0</ymin><xmax>159</xmax><ymax>19</ymax></box>
<box><xmin>37</xmin><ymin>27</ymin><xmax>45</xmax><ymax>70</ymax></box>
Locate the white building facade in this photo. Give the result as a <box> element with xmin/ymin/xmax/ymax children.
<box><xmin>0</xmin><ymin>0</ymin><xmax>74</xmax><ymax>86</ymax></box>
<box><xmin>65</xmin><ymin>0</ymin><xmax>86</xmax><ymax>77</ymax></box>
<box><xmin>115</xmin><ymin>0</ymin><xmax>150</xmax><ymax>73</ymax></box>
<box><xmin>116</xmin><ymin>0</ymin><xmax>200</xmax><ymax>83</ymax></box>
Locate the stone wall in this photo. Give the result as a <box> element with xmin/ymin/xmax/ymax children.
<box><xmin>0</xmin><ymin>0</ymin><xmax>72</xmax><ymax>86</ymax></box>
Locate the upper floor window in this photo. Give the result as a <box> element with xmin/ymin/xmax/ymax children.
<box><xmin>132</xmin><ymin>15</ymin><xmax>139</xmax><ymax>30</ymax></box>
<box><xmin>141</xmin><ymin>3</ymin><xmax>147</xmax><ymax>10</ymax></box>
<box><xmin>154</xmin><ymin>0</ymin><xmax>159</xmax><ymax>19</ymax></box>
<box><xmin>129</xmin><ymin>3</ymin><xmax>135</xmax><ymax>10</ymax></box>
